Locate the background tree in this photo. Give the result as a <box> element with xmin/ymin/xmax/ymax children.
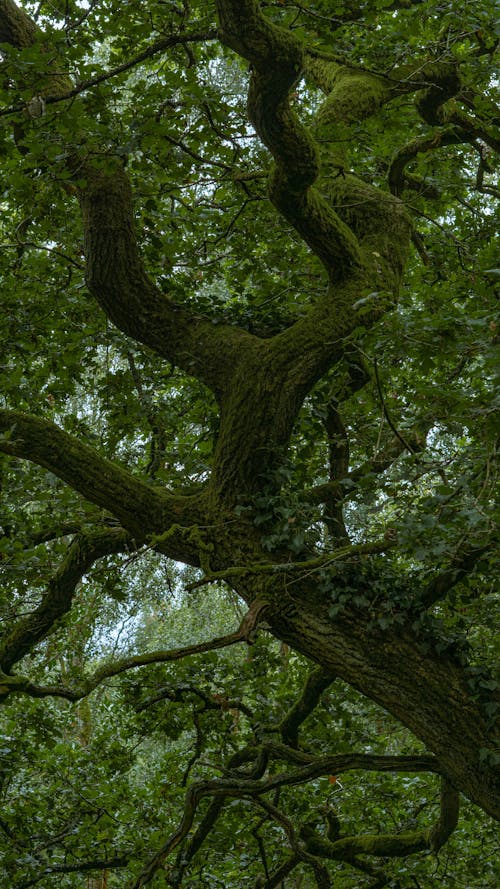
<box><xmin>0</xmin><ymin>1</ymin><xmax>498</xmax><ymax>887</ymax></box>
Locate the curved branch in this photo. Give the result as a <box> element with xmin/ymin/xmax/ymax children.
<box><xmin>78</xmin><ymin>160</ymin><xmax>256</xmax><ymax>398</ymax></box>
<box><xmin>389</xmin><ymin>129</ymin><xmax>465</xmax><ymax>196</ymax></box>
<box><xmin>413</xmin><ymin>63</ymin><xmax>499</xmax><ymax>153</ymax></box>
<box><xmin>373</xmin><ymin>359</ymin><xmax>418</xmax><ymax>454</ymax></box>
<box><xmin>170</xmin><ymin>745</ymin><xmax>269</xmax><ymax>887</ymax></box>
<box><xmin>0</xmin><ymin>0</ymin><xmax>257</xmax><ymax>399</ymax></box>
<box><xmin>414</xmin><ymin>63</ymin><xmax>462</xmax><ymax>126</ymax></box>
<box><xmin>0</xmin><ymin>600</ymin><xmax>269</xmax><ymax>701</ymax></box>
<box><xmin>0</xmin><ymin>527</ymin><xmax>131</xmax><ymax>674</ymax></box>
<box><xmin>169</xmin><ymin>799</ymin><xmax>226</xmax><ymax>888</ymax></box>
<box><xmin>301</xmin><ymin>778</ymin><xmax>458</xmax><ymax>861</ymax></box>
<box><xmin>263</xmin><ymin>751</ymin><xmax>441</xmax><ymax>783</ymax></box>
<box><xmin>215</xmin><ymin>0</ymin><xmax>363</xmax><ymax>281</ymax></box>
<box><xmin>444</xmin><ymin>107</ymin><xmax>500</xmax><ymax>154</ymax></box>
<box><xmin>280</xmin><ymin>667</ymin><xmax>337</xmax><ymax>747</ymax></box>
<box><xmin>476</xmin><ymin>151</ymin><xmax>500</xmax><ymax>199</ymax></box>
<box><xmin>129</xmin><ymin>751</ymin><xmax>441</xmax><ymax>887</ymax></box>
<box><xmin>305</xmin><ymin>53</ymin><xmax>392</xmax><ymax>130</ymax></box>
<box><xmin>0</xmin><ymin>409</ymin><xmax>200</xmax><ymax>551</ymax></box>
<box><xmin>186</xmin><ymin>539</ymin><xmax>396</xmax><ymax>590</ymax></box>
<box><xmin>291</xmin><ymin>0</ymin><xmax>426</xmax><ymax>32</ymax></box>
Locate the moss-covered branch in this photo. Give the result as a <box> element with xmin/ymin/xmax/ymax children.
<box><xmin>0</xmin><ymin>409</ymin><xmax>202</xmax><ymax>551</ymax></box>
<box><xmin>0</xmin><ymin>0</ymin><xmax>258</xmax><ymax>400</ymax></box>
<box><xmin>78</xmin><ymin>160</ymin><xmax>257</xmax><ymax>398</ymax></box>
<box><xmin>187</xmin><ymin>539</ymin><xmax>396</xmax><ymax>590</ymax></box>
<box><xmin>263</xmin><ymin>752</ymin><xmax>442</xmax><ymax>786</ymax></box>
<box><xmin>129</xmin><ymin>750</ymin><xmax>442</xmax><ymax>887</ymax></box>
<box><xmin>389</xmin><ymin>129</ymin><xmax>466</xmax><ymax>196</ymax></box>
<box><xmin>0</xmin><ymin>0</ymin><xmax>36</xmax><ymax>47</ymax></box>
<box><xmin>301</xmin><ymin>778</ymin><xmax>458</xmax><ymax>861</ymax></box>
<box><xmin>215</xmin><ymin>0</ymin><xmax>364</xmax><ymax>282</ymax></box>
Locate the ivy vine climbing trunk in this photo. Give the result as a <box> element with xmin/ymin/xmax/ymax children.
<box><xmin>0</xmin><ymin>0</ymin><xmax>499</xmax><ymax>885</ymax></box>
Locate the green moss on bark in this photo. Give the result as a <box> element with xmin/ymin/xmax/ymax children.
<box><xmin>306</xmin><ymin>57</ymin><xmax>390</xmax><ymax>127</ymax></box>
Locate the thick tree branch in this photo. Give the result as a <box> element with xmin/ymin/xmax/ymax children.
<box><xmin>262</xmin><ymin>752</ymin><xmax>441</xmax><ymax>783</ymax></box>
<box><xmin>261</xmin><ymin>583</ymin><xmax>500</xmax><ymax>821</ymax></box>
<box><xmin>78</xmin><ymin>160</ymin><xmax>256</xmax><ymax>398</ymax></box>
<box><xmin>207</xmin><ymin>290</ymin><xmax>380</xmax><ymax>501</ymax></box>
<box><xmin>215</xmin><ymin>0</ymin><xmax>364</xmax><ymax>282</ymax></box>
<box><xmin>389</xmin><ymin>129</ymin><xmax>466</xmax><ymax>196</ymax></box>
<box><xmin>0</xmin><ymin>0</ymin><xmax>36</xmax><ymax>46</ymax></box>
<box><xmin>306</xmin><ymin>423</ymin><xmax>428</xmax><ymax>507</ymax></box>
<box><xmin>0</xmin><ymin>0</ymin><xmax>258</xmax><ymax>399</ymax></box>
<box><xmin>305</xmin><ymin>53</ymin><xmax>392</xmax><ymax>131</ymax></box>
<box><xmin>413</xmin><ymin>65</ymin><xmax>500</xmax><ymax>154</ymax></box>
<box><xmin>444</xmin><ymin>107</ymin><xmax>500</xmax><ymax>154</ymax></box>
<box><xmin>0</xmin><ymin>409</ymin><xmax>201</xmax><ymax>550</ymax></box>
<box><xmin>186</xmin><ymin>539</ymin><xmax>396</xmax><ymax>590</ymax></box>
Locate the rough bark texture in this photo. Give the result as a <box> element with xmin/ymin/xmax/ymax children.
<box><xmin>1</xmin><ymin>4</ymin><xmax>499</xmax><ymax>884</ymax></box>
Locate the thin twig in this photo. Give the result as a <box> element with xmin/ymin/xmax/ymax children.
<box><xmin>373</xmin><ymin>359</ymin><xmax>416</xmax><ymax>454</ymax></box>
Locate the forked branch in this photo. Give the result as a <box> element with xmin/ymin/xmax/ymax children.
<box><xmin>130</xmin><ymin>749</ymin><xmax>442</xmax><ymax>887</ymax></box>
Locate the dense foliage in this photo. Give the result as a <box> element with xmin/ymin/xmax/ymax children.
<box><xmin>0</xmin><ymin>1</ymin><xmax>498</xmax><ymax>886</ymax></box>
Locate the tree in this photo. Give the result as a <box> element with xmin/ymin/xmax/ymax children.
<box><xmin>0</xmin><ymin>0</ymin><xmax>498</xmax><ymax>886</ymax></box>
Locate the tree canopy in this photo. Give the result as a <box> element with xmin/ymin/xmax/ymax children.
<box><xmin>0</xmin><ymin>1</ymin><xmax>499</xmax><ymax>886</ymax></box>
